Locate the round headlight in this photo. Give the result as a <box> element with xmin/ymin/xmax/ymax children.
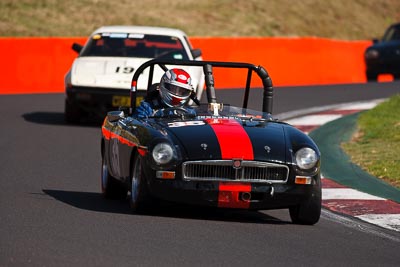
<box><xmin>152</xmin><ymin>143</ymin><xmax>174</xmax><ymax>165</ymax></box>
<box><xmin>365</xmin><ymin>49</ymin><xmax>379</xmax><ymax>59</ymax></box>
<box><xmin>295</xmin><ymin>147</ymin><xmax>318</xmax><ymax>170</ymax></box>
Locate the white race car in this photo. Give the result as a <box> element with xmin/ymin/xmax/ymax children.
<box><xmin>64</xmin><ymin>25</ymin><xmax>204</xmax><ymax>123</ymax></box>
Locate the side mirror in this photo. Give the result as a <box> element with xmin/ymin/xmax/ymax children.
<box><xmin>372</xmin><ymin>38</ymin><xmax>379</xmax><ymax>44</ymax></box>
<box><xmin>191</xmin><ymin>49</ymin><xmax>202</xmax><ymax>59</ymax></box>
<box><xmin>107</xmin><ymin>110</ymin><xmax>124</xmax><ymax>122</ymax></box>
<box><xmin>72</xmin><ymin>43</ymin><xmax>83</xmax><ymax>53</ymax></box>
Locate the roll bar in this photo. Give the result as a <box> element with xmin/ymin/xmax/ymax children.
<box><xmin>129</xmin><ymin>59</ymin><xmax>273</xmax><ymax>115</ymax></box>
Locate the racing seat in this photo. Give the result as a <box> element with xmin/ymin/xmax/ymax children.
<box><xmin>144</xmin><ymin>83</ymin><xmax>160</xmax><ymax>102</ymax></box>
<box><xmin>140</xmin><ymin>83</ymin><xmax>167</xmax><ymax>110</ymax></box>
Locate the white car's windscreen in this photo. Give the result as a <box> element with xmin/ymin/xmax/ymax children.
<box><xmin>80</xmin><ymin>33</ymin><xmax>189</xmax><ymax>59</ymax></box>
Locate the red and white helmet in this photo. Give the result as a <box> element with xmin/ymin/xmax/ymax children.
<box><xmin>159</xmin><ymin>69</ymin><xmax>193</xmax><ymax>107</ymax></box>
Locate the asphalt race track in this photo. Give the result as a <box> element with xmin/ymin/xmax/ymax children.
<box><xmin>1</xmin><ymin>82</ymin><xmax>400</xmax><ymax>266</ymax></box>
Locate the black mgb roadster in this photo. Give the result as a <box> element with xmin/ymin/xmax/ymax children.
<box><xmin>101</xmin><ymin>59</ymin><xmax>321</xmax><ymax>225</ymax></box>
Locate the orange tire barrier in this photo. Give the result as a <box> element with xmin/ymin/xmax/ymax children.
<box><xmin>191</xmin><ymin>37</ymin><xmax>371</xmax><ymax>88</ymax></box>
<box><xmin>0</xmin><ymin>37</ymin><xmax>371</xmax><ymax>94</ymax></box>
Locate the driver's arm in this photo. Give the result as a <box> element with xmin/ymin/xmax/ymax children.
<box><xmin>185</xmin><ymin>106</ymin><xmax>197</xmax><ymax>115</ymax></box>
<box><xmin>134</xmin><ymin>101</ymin><xmax>154</xmax><ymax>118</ymax></box>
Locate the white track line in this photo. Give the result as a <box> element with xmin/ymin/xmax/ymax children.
<box><xmin>285</xmin><ymin>114</ymin><xmax>342</xmax><ymax>125</ymax></box>
<box><xmin>334</xmin><ymin>102</ymin><xmax>381</xmax><ymax>110</ymax></box>
<box><xmin>322</xmin><ymin>188</ymin><xmax>387</xmax><ymax>200</ymax></box>
<box><xmin>355</xmin><ymin>214</ymin><xmax>400</xmax><ymax>232</ymax></box>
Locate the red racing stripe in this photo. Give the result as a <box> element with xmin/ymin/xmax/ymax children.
<box><xmin>102</xmin><ymin>127</ymin><xmax>136</xmax><ymax>147</ymax></box>
<box><xmin>205</xmin><ymin>118</ymin><xmax>254</xmax><ymax>160</ymax></box>
<box><xmin>218</xmin><ymin>182</ymin><xmax>251</xmax><ymax>209</ymax></box>
<box><xmin>101</xmin><ymin>126</ymin><xmax>112</xmax><ymax>140</ymax></box>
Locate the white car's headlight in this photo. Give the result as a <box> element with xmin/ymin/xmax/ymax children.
<box><xmin>152</xmin><ymin>143</ymin><xmax>174</xmax><ymax>165</ymax></box>
<box><xmin>295</xmin><ymin>147</ymin><xmax>318</xmax><ymax>170</ymax></box>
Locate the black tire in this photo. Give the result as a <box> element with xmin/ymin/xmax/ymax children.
<box><xmin>129</xmin><ymin>153</ymin><xmax>153</xmax><ymax>213</ymax></box>
<box><xmin>289</xmin><ymin>189</ymin><xmax>322</xmax><ymax>225</ymax></box>
<box><xmin>64</xmin><ymin>99</ymin><xmax>81</xmax><ymax>124</ymax></box>
<box><xmin>101</xmin><ymin>155</ymin><xmax>127</xmax><ymax>199</ymax></box>
<box><xmin>366</xmin><ymin>71</ymin><xmax>378</xmax><ymax>82</ymax></box>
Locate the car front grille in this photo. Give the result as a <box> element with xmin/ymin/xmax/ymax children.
<box><xmin>182</xmin><ymin>160</ymin><xmax>289</xmax><ymax>183</ymax></box>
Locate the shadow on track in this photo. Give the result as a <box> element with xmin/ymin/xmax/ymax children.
<box><xmin>43</xmin><ymin>189</ymin><xmax>290</xmax><ymax>225</ymax></box>
<box><xmin>22</xmin><ymin>112</ymin><xmax>102</xmax><ymax>127</ymax></box>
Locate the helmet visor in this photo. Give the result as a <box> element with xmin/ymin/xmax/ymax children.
<box><xmin>164</xmin><ymin>83</ymin><xmax>191</xmax><ymax>97</ymax></box>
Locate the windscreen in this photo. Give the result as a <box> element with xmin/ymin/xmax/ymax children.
<box><xmin>80</xmin><ymin>32</ymin><xmax>189</xmax><ymax>59</ymax></box>
<box><xmin>193</xmin><ymin>104</ymin><xmax>272</xmax><ymax>121</ymax></box>
<box><xmin>382</xmin><ymin>25</ymin><xmax>400</xmax><ymax>42</ymax></box>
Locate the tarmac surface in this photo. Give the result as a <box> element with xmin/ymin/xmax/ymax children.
<box><xmin>282</xmin><ymin>99</ymin><xmax>400</xmax><ymax>232</ymax></box>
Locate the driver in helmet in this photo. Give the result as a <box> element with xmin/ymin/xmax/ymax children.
<box><xmin>134</xmin><ymin>68</ymin><xmax>196</xmax><ymax>118</ymax></box>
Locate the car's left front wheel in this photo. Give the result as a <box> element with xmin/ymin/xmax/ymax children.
<box><xmin>289</xmin><ymin>188</ymin><xmax>321</xmax><ymax>225</ymax></box>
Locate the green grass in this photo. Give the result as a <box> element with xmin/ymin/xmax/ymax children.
<box><xmin>1</xmin><ymin>0</ymin><xmax>400</xmax><ymax>39</ymax></box>
<box><xmin>342</xmin><ymin>95</ymin><xmax>400</xmax><ymax>189</ymax></box>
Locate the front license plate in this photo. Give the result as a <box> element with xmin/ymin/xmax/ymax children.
<box><xmin>112</xmin><ymin>96</ymin><xmax>143</xmax><ymax>107</ymax></box>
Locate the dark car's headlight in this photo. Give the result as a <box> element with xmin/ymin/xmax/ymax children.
<box><xmin>365</xmin><ymin>49</ymin><xmax>379</xmax><ymax>59</ymax></box>
<box><xmin>295</xmin><ymin>147</ymin><xmax>318</xmax><ymax>170</ymax></box>
<box><xmin>152</xmin><ymin>143</ymin><xmax>175</xmax><ymax>165</ymax></box>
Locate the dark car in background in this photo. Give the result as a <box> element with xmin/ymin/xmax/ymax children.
<box><xmin>364</xmin><ymin>22</ymin><xmax>400</xmax><ymax>81</ymax></box>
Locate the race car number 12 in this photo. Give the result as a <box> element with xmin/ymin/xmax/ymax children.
<box><xmin>115</xmin><ymin>67</ymin><xmax>134</xmax><ymax>74</ymax></box>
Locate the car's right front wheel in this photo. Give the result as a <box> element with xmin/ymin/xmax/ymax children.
<box><xmin>366</xmin><ymin>71</ymin><xmax>378</xmax><ymax>82</ymax></box>
<box><xmin>129</xmin><ymin>153</ymin><xmax>153</xmax><ymax>213</ymax></box>
<box><xmin>101</xmin><ymin>155</ymin><xmax>127</xmax><ymax>199</ymax></box>
<box><xmin>64</xmin><ymin>99</ymin><xmax>82</xmax><ymax>124</ymax></box>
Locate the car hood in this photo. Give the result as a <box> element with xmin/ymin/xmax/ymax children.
<box><xmin>368</xmin><ymin>40</ymin><xmax>400</xmax><ymax>50</ymax></box>
<box><xmin>70</xmin><ymin>57</ymin><xmax>201</xmax><ymax>90</ymax></box>
<box><xmin>70</xmin><ymin>57</ymin><xmax>154</xmax><ymax>89</ymax></box>
<box><xmin>159</xmin><ymin>118</ymin><xmax>288</xmax><ymax>163</ymax></box>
